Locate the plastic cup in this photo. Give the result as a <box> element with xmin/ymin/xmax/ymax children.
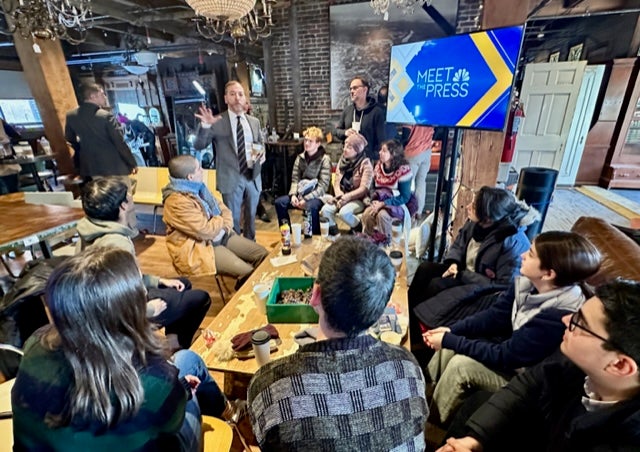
<box><xmin>319</xmin><ymin>218</ymin><xmax>330</xmax><ymax>239</ymax></box>
<box><xmin>291</xmin><ymin>223</ymin><xmax>302</xmax><ymax>247</ymax></box>
<box><xmin>251</xmin><ymin>143</ymin><xmax>264</xmax><ymax>162</ymax></box>
<box><xmin>252</xmin><ymin>283</ymin><xmax>270</xmax><ymax>315</ymax></box>
<box><xmin>251</xmin><ymin>330</ymin><xmax>271</xmax><ymax>366</ymax></box>
<box><xmin>389</xmin><ymin>250</ymin><xmax>403</xmax><ymax>273</ymax></box>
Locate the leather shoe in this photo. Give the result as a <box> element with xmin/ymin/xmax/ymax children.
<box><xmin>259</xmin><ymin>212</ymin><xmax>271</xmax><ymax>222</ymax></box>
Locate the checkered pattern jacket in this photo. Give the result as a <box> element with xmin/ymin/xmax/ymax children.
<box><xmin>248</xmin><ymin>335</ymin><xmax>428</xmax><ymax>451</ymax></box>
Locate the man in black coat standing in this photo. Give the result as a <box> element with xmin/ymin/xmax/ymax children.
<box><xmin>65</xmin><ymin>83</ymin><xmax>138</xmax><ymax>231</ymax></box>
<box><xmin>335</xmin><ymin>76</ymin><xmax>385</xmax><ymax>161</ymax></box>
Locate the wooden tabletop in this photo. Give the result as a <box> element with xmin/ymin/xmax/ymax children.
<box><xmin>0</xmin><ymin>192</ymin><xmax>84</xmax><ymax>253</ymax></box>
<box><xmin>190</xmin><ymin>236</ymin><xmax>408</xmax><ymax>377</ymax></box>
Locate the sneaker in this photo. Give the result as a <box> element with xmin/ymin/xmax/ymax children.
<box><xmin>222</xmin><ymin>399</ymin><xmax>248</xmax><ymax>425</ymax></box>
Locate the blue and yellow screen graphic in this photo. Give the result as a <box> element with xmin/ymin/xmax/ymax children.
<box><xmin>388</xmin><ymin>25</ymin><xmax>523</xmax><ymax>131</ymax></box>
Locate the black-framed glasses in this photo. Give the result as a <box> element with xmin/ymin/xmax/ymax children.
<box><xmin>568</xmin><ymin>310</ymin><xmax>626</xmax><ymax>355</ymax></box>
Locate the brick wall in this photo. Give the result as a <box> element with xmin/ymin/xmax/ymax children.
<box><xmin>269</xmin><ymin>0</ymin><xmax>484</xmax><ymax>132</ymax></box>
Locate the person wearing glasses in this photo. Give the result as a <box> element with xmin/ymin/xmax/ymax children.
<box><xmin>422</xmin><ymin>231</ymin><xmax>601</xmax><ymax>425</ymax></box>
<box><xmin>437</xmin><ymin>279</ymin><xmax>640</xmax><ymax>452</ymax></box>
<box><xmin>274</xmin><ymin>126</ymin><xmax>332</xmax><ymax>234</ymax></box>
<box><xmin>335</xmin><ymin>76</ymin><xmax>385</xmax><ymax>161</ymax></box>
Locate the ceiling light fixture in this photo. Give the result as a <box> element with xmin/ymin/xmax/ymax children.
<box><xmin>4</xmin><ymin>0</ymin><xmax>92</xmax><ymax>45</ymax></box>
<box><xmin>186</xmin><ymin>0</ymin><xmax>275</xmax><ymax>44</ymax></box>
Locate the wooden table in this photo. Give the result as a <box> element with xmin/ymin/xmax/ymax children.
<box><xmin>0</xmin><ymin>192</ymin><xmax>84</xmax><ymax>258</ymax></box>
<box><xmin>191</xmin><ymin>237</ymin><xmax>408</xmax><ymax>396</ymax></box>
<box><xmin>0</xmin><ymin>379</ymin><xmax>14</xmax><ymax>451</ymax></box>
<box><xmin>0</xmin><ymin>155</ymin><xmax>55</xmax><ymax>192</ymax></box>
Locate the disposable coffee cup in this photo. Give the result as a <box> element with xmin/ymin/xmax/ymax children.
<box><xmin>389</xmin><ymin>250</ymin><xmax>403</xmax><ymax>272</ymax></box>
<box><xmin>391</xmin><ymin>219</ymin><xmax>402</xmax><ymax>243</ymax></box>
<box><xmin>291</xmin><ymin>223</ymin><xmax>302</xmax><ymax>247</ymax></box>
<box><xmin>251</xmin><ymin>330</ymin><xmax>271</xmax><ymax>366</ymax></box>
<box><xmin>252</xmin><ymin>283</ymin><xmax>270</xmax><ymax>315</ymax></box>
<box><xmin>319</xmin><ymin>218</ymin><xmax>330</xmax><ymax>238</ymax></box>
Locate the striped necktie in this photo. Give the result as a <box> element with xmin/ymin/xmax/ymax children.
<box><xmin>236</xmin><ymin>116</ymin><xmax>250</xmax><ymax>179</ymax></box>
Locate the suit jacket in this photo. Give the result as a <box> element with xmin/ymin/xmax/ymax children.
<box><xmin>65</xmin><ymin>103</ymin><xmax>137</xmax><ymax>177</ymax></box>
<box><xmin>194</xmin><ymin>111</ymin><xmax>262</xmax><ymax>193</ymax></box>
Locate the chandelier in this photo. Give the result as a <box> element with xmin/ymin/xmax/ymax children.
<box><xmin>187</xmin><ymin>0</ymin><xmax>275</xmax><ymax>44</ymax></box>
<box><xmin>370</xmin><ymin>0</ymin><xmax>433</xmax><ymax>19</ymax></box>
<box><xmin>3</xmin><ymin>0</ymin><xmax>92</xmax><ymax>45</ymax></box>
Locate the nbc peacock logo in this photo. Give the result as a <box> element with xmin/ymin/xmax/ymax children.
<box><xmin>452</xmin><ymin>69</ymin><xmax>470</xmax><ymax>83</ymax></box>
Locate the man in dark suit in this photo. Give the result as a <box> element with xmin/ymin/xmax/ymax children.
<box><xmin>65</xmin><ymin>83</ymin><xmax>138</xmax><ymax>232</ymax></box>
<box><xmin>65</xmin><ymin>84</ymin><xmax>137</xmax><ymax>179</ymax></box>
<box><xmin>194</xmin><ymin>81</ymin><xmax>263</xmax><ymax>240</ymax></box>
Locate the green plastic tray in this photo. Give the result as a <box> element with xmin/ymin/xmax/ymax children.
<box><xmin>266</xmin><ymin>277</ymin><xmax>318</xmax><ymax>324</ymax></box>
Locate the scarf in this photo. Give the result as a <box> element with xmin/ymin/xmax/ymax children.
<box><xmin>304</xmin><ymin>146</ymin><xmax>325</xmax><ymax>164</ymax></box>
<box><xmin>338</xmin><ymin>151</ymin><xmax>366</xmax><ymax>193</ymax></box>
<box><xmin>167</xmin><ymin>177</ymin><xmax>221</xmax><ymax>219</ymax></box>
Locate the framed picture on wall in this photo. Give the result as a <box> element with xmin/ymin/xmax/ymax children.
<box><xmin>329</xmin><ymin>1</ymin><xmax>458</xmax><ymax>110</ymax></box>
<box><xmin>568</xmin><ymin>43</ymin><xmax>584</xmax><ymax>61</ymax></box>
<box><xmin>549</xmin><ymin>51</ymin><xmax>560</xmax><ymax>62</ymax></box>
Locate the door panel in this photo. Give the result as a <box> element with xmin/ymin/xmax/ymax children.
<box><xmin>514</xmin><ymin>61</ymin><xmax>586</xmax><ymax>173</ymax></box>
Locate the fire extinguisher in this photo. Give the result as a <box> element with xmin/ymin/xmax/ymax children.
<box><xmin>501</xmin><ymin>99</ymin><xmax>525</xmax><ymax>163</ymax></box>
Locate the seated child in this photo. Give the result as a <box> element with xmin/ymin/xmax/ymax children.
<box><xmin>423</xmin><ymin>231</ymin><xmax>601</xmax><ymax>425</ymax></box>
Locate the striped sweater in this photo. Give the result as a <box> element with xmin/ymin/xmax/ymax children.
<box><xmin>12</xmin><ymin>332</ymin><xmax>188</xmax><ymax>451</ymax></box>
<box><xmin>248</xmin><ymin>335</ymin><xmax>429</xmax><ymax>451</ymax></box>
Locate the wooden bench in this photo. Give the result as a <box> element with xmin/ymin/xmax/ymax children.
<box><xmin>132</xmin><ymin>167</ymin><xmax>220</xmax><ymax>233</ymax></box>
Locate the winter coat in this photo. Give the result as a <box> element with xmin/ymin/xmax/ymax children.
<box><xmin>412</xmin><ymin>208</ymin><xmax>538</xmax><ymax>327</ymax></box>
<box><xmin>335</xmin><ymin>96</ymin><xmax>385</xmax><ymax>161</ymax></box>
<box><xmin>466</xmin><ymin>352</ymin><xmax>640</xmax><ymax>451</ymax></box>
<box><xmin>162</xmin><ymin>189</ymin><xmax>234</xmax><ymax>276</ymax></box>
<box><xmin>288</xmin><ymin>151</ymin><xmax>332</xmax><ymax>200</ymax></box>
<box><xmin>440</xmin><ymin>277</ymin><xmax>585</xmax><ymax>376</ymax></box>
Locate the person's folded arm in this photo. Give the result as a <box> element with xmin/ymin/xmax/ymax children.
<box><xmin>383</xmin><ymin>177</ymin><xmax>412</xmax><ymax>206</ymax></box>
<box><xmin>341</xmin><ymin>159</ymin><xmax>373</xmax><ymax>203</ymax></box>
<box><xmin>164</xmin><ymin>195</ymin><xmax>227</xmax><ymax>241</ymax></box>
<box><xmin>443</xmin><ymin>307</ymin><xmax>569</xmax><ymax>373</ymax></box>
<box><xmin>446</xmin><ymin>286</ymin><xmax>515</xmax><ymax>339</ymax></box>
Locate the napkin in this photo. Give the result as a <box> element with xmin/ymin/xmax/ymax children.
<box><xmin>231</xmin><ymin>324</ymin><xmax>280</xmax><ymax>351</ymax></box>
<box><xmin>270</xmin><ymin>254</ymin><xmax>297</xmax><ymax>267</ymax></box>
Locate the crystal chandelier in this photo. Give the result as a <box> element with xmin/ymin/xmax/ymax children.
<box><xmin>187</xmin><ymin>0</ymin><xmax>275</xmax><ymax>44</ymax></box>
<box><xmin>3</xmin><ymin>0</ymin><xmax>92</xmax><ymax>45</ymax></box>
<box><xmin>370</xmin><ymin>0</ymin><xmax>433</xmax><ymax>19</ymax></box>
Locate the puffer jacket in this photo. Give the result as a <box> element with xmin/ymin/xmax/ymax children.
<box><xmin>162</xmin><ymin>189</ymin><xmax>233</xmax><ymax>276</ymax></box>
<box><xmin>288</xmin><ymin>149</ymin><xmax>332</xmax><ymax>200</ymax></box>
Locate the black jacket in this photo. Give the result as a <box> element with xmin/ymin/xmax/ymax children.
<box><xmin>466</xmin><ymin>352</ymin><xmax>640</xmax><ymax>451</ymax></box>
<box><xmin>335</xmin><ymin>96</ymin><xmax>385</xmax><ymax>161</ymax></box>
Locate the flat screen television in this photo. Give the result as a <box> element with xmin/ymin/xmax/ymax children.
<box><xmin>387</xmin><ymin>25</ymin><xmax>524</xmax><ymax>131</ymax></box>
<box><xmin>0</xmin><ymin>98</ymin><xmax>43</xmax><ymax>130</ymax></box>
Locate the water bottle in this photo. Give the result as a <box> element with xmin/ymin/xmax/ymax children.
<box><xmin>280</xmin><ymin>220</ymin><xmax>291</xmax><ymax>255</ymax></box>
<box><xmin>40</xmin><ymin>137</ymin><xmax>52</xmax><ymax>155</ymax></box>
<box><xmin>303</xmin><ymin>209</ymin><xmax>313</xmax><ymax>239</ymax></box>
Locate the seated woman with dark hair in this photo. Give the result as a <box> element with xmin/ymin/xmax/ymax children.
<box><xmin>11</xmin><ymin>247</ymin><xmax>241</xmax><ymax>451</ymax></box>
<box><xmin>361</xmin><ymin>139</ymin><xmax>413</xmax><ymax>240</ymax></box>
<box><xmin>407</xmin><ymin>186</ymin><xmax>539</xmax><ymax>352</ymax></box>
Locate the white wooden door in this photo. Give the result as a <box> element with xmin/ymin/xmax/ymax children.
<box><xmin>513</xmin><ymin>61</ymin><xmax>587</xmax><ymax>173</ymax></box>
<box><xmin>557</xmin><ymin>65</ymin><xmax>605</xmax><ymax>185</ymax></box>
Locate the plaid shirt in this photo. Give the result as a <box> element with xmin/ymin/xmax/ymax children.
<box><xmin>248</xmin><ymin>335</ymin><xmax>428</xmax><ymax>451</ymax></box>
